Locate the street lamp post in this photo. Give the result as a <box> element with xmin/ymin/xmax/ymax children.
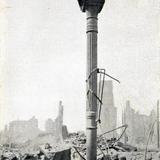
<box><xmin>77</xmin><ymin>1</ymin><xmax>105</xmax><ymax>160</ymax></box>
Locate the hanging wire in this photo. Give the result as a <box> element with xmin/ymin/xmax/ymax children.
<box><xmin>98</xmin><ymin>124</ymin><xmax>128</xmax><ymax>143</ymax></box>
<box><xmin>86</xmin><ymin>67</ymin><xmax>122</xmax><ymax>157</ymax></box>
<box><xmin>98</xmin><ymin>123</ymin><xmax>110</xmax><ymax>154</ymax></box>
<box><xmin>72</xmin><ymin>146</ymin><xmax>86</xmax><ymax>160</ymax></box>
<box><xmin>86</xmin><ymin>68</ymin><xmax>120</xmax><ymax>123</ymax></box>
<box><xmin>87</xmin><ymin>89</ymin><xmax>103</xmax><ymax>105</ymax></box>
<box><xmin>96</xmin><ymin>69</ymin><xmax>105</xmax><ymax>123</ymax></box>
<box><xmin>96</xmin><ymin>124</ymin><xmax>128</xmax><ymax>158</ymax></box>
<box><xmin>98</xmin><ymin>70</ymin><xmax>120</xmax><ymax>84</ymax></box>
<box><xmin>86</xmin><ymin>68</ymin><xmax>120</xmax><ymax>84</ymax></box>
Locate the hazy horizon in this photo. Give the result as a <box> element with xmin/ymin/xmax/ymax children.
<box><xmin>0</xmin><ymin>0</ymin><xmax>160</xmax><ymax>132</ymax></box>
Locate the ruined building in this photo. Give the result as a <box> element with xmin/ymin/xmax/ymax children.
<box><xmin>45</xmin><ymin>101</ymin><xmax>68</xmax><ymax>140</ymax></box>
<box><xmin>98</xmin><ymin>80</ymin><xmax>117</xmax><ymax>138</ymax></box>
<box><xmin>122</xmin><ymin>101</ymin><xmax>136</xmax><ymax>144</ymax></box>
<box><xmin>0</xmin><ymin>116</ymin><xmax>40</xmax><ymax>144</ymax></box>
<box><xmin>123</xmin><ymin>100</ymin><xmax>157</xmax><ymax>145</ymax></box>
<box><xmin>45</xmin><ymin>118</ymin><xmax>55</xmax><ymax>133</ymax></box>
<box><xmin>0</xmin><ymin>101</ymin><xmax>68</xmax><ymax>144</ymax></box>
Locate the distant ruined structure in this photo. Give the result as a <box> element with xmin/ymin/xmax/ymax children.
<box><xmin>45</xmin><ymin>101</ymin><xmax>68</xmax><ymax>140</ymax></box>
<box><xmin>0</xmin><ymin>116</ymin><xmax>40</xmax><ymax>144</ymax></box>
<box><xmin>0</xmin><ymin>101</ymin><xmax>68</xmax><ymax>145</ymax></box>
<box><xmin>45</xmin><ymin>118</ymin><xmax>55</xmax><ymax>133</ymax></box>
<box><xmin>123</xmin><ymin>100</ymin><xmax>157</xmax><ymax>145</ymax></box>
<box><xmin>98</xmin><ymin>80</ymin><xmax>117</xmax><ymax>138</ymax></box>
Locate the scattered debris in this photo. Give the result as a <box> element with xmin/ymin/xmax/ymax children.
<box><xmin>0</xmin><ymin>131</ymin><xmax>159</xmax><ymax>160</ymax></box>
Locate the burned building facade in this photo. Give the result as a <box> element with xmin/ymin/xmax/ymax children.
<box><xmin>0</xmin><ymin>101</ymin><xmax>68</xmax><ymax>144</ymax></box>
<box><xmin>45</xmin><ymin>101</ymin><xmax>68</xmax><ymax>140</ymax></box>
<box><xmin>98</xmin><ymin>80</ymin><xmax>117</xmax><ymax>138</ymax></box>
<box><xmin>0</xmin><ymin>116</ymin><xmax>40</xmax><ymax>144</ymax></box>
<box><xmin>123</xmin><ymin>100</ymin><xmax>157</xmax><ymax>145</ymax></box>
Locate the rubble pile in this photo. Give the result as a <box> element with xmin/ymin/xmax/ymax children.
<box><xmin>0</xmin><ymin>131</ymin><xmax>160</xmax><ymax>160</ymax></box>
<box><xmin>64</xmin><ymin>132</ymin><xmax>132</xmax><ymax>160</ymax></box>
<box><xmin>66</xmin><ymin>132</ymin><xmax>86</xmax><ymax>153</ymax></box>
<box><xmin>65</xmin><ymin>131</ymin><xmax>137</xmax><ymax>157</ymax></box>
<box><xmin>0</xmin><ymin>143</ymin><xmax>71</xmax><ymax>160</ymax></box>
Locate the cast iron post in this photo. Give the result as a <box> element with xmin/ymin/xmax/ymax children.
<box><xmin>77</xmin><ymin>1</ymin><xmax>105</xmax><ymax>160</ymax></box>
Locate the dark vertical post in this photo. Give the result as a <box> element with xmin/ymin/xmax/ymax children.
<box><xmin>77</xmin><ymin>1</ymin><xmax>105</xmax><ymax>160</ymax></box>
<box><xmin>157</xmin><ymin>100</ymin><xmax>159</xmax><ymax>148</ymax></box>
<box><xmin>86</xmin><ymin>7</ymin><xmax>98</xmax><ymax>160</ymax></box>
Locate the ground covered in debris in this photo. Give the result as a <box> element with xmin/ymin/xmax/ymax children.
<box><xmin>0</xmin><ymin>131</ymin><xmax>160</xmax><ymax>160</ymax></box>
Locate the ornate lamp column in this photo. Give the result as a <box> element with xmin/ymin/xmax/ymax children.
<box><xmin>77</xmin><ymin>1</ymin><xmax>105</xmax><ymax>160</ymax></box>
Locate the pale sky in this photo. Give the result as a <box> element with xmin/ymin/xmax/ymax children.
<box><xmin>0</xmin><ymin>0</ymin><xmax>160</xmax><ymax>132</ymax></box>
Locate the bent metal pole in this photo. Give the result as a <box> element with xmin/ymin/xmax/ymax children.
<box><xmin>77</xmin><ymin>1</ymin><xmax>105</xmax><ymax>160</ymax></box>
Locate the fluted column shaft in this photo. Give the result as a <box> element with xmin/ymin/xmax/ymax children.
<box><xmin>86</xmin><ymin>7</ymin><xmax>98</xmax><ymax>160</ymax></box>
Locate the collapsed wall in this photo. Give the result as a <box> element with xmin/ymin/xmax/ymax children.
<box><xmin>123</xmin><ymin>100</ymin><xmax>157</xmax><ymax>145</ymax></box>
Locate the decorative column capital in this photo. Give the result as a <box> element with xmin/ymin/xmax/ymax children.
<box><xmin>77</xmin><ymin>0</ymin><xmax>105</xmax><ymax>13</ymax></box>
